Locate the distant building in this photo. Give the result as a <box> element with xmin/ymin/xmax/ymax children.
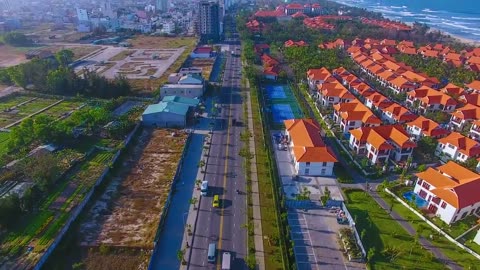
<box><xmin>190</xmin><ymin>47</ymin><xmax>213</xmax><ymax>58</ymax></box>
<box><xmin>197</xmin><ymin>1</ymin><xmax>220</xmax><ymax>43</ymax></box>
<box><xmin>156</xmin><ymin>0</ymin><xmax>169</xmax><ymax>13</ymax></box>
<box><xmin>141</xmin><ymin>96</ymin><xmax>199</xmax><ymax>127</ymax></box>
<box><xmin>25</xmin><ymin>49</ymin><xmax>53</xmax><ymax>60</ymax></box>
<box><xmin>160</xmin><ymin>74</ymin><xmax>205</xmax><ymax>99</ymax></box>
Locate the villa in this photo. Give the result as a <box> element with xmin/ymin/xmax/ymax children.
<box><xmin>435</xmin><ymin>132</ymin><xmax>480</xmax><ymax>162</ymax></box>
<box><xmin>284</xmin><ymin>119</ymin><xmax>337</xmax><ymax>176</ymax></box>
<box><xmin>413</xmin><ymin>161</ymin><xmax>480</xmax><ymax>224</ymax></box>
<box><xmin>349</xmin><ymin>124</ymin><xmax>416</xmax><ymax>164</ymax></box>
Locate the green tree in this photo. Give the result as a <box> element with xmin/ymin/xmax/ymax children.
<box><xmin>20</xmin><ymin>153</ymin><xmax>62</xmax><ymax>191</ymax></box>
<box><xmin>55</xmin><ymin>49</ymin><xmax>74</xmax><ymax>66</ymax></box>
<box><xmin>2</xmin><ymin>32</ymin><xmax>32</xmax><ymax>46</ymax></box>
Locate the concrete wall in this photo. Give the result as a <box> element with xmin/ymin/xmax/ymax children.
<box><xmin>297</xmin><ymin>161</ymin><xmax>334</xmax><ymax>176</ymax></box>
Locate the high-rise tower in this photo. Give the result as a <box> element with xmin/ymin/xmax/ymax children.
<box><xmin>197</xmin><ymin>1</ymin><xmax>220</xmax><ymax>43</ymax></box>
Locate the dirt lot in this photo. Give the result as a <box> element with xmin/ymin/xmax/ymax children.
<box><xmin>79</xmin><ymin>128</ymin><xmax>187</xmax><ymax>248</ymax></box>
<box><xmin>0</xmin><ymin>45</ymin><xmax>28</xmax><ymax>67</ymax></box>
<box><xmin>127</xmin><ymin>36</ymin><xmax>196</xmax><ymax>49</ymax></box>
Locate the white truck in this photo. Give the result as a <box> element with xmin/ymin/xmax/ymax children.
<box><xmin>222</xmin><ymin>252</ymin><xmax>231</xmax><ymax>270</ymax></box>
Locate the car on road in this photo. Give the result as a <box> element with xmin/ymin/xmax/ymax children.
<box><xmin>222</xmin><ymin>252</ymin><xmax>231</xmax><ymax>270</ymax></box>
<box><xmin>213</xmin><ymin>195</ymin><xmax>220</xmax><ymax>208</ymax></box>
<box><xmin>201</xmin><ymin>181</ymin><xmax>209</xmax><ymax>196</ymax></box>
<box><xmin>208</xmin><ymin>243</ymin><xmax>216</xmax><ymax>263</ymax></box>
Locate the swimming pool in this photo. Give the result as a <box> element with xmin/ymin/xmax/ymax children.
<box><xmin>403</xmin><ymin>191</ymin><xmax>428</xmax><ymax>208</ymax></box>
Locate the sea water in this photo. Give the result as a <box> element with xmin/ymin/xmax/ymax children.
<box><xmin>335</xmin><ymin>0</ymin><xmax>480</xmax><ymax>41</ymax></box>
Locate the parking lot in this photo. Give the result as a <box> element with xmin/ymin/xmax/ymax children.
<box><xmin>271</xmin><ymin>131</ymin><xmax>366</xmax><ymax>270</ymax></box>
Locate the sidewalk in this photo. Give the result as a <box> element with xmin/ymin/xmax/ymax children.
<box><xmin>368</xmin><ymin>186</ymin><xmax>462</xmax><ymax>270</ymax></box>
<box><xmin>245</xmin><ymin>91</ymin><xmax>266</xmax><ymax>270</ymax></box>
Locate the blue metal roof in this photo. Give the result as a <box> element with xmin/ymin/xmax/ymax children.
<box><xmin>162</xmin><ymin>95</ymin><xmax>200</xmax><ymax>106</ymax></box>
<box><xmin>142</xmin><ymin>101</ymin><xmax>190</xmax><ymax>116</ymax></box>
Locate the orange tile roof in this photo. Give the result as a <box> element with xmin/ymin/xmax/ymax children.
<box><xmin>333</xmin><ymin>100</ymin><xmax>381</xmax><ymax>124</ymax></box>
<box><xmin>466</xmin><ymin>80</ymin><xmax>480</xmax><ymax>91</ymax></box>
<box><xmin>407</xmin><ymin>86</ymin><xmax>457</xmax><ymax>106</ymax></box>
<box><xmin>406</xmin><ymin>115</ymin><xmax>450</xmax><ymax>137</ymax></box>
<box><xmin>467</xmin><ymin>56</ymin><xmax>480</xmax><ymax>65</ymax></box>
<box><xmin>438</xmin><ymin>132</ymin><xmax>480</xmax><ymax>157</ymax></box>
<box><xmin>389</xmin><ymin>76</ymin><xmax>414</xmax><ymax>90</ymax></box>
<box><xmin>422</xmin><ymin>49</ymin><xmax>439</xmax><ymax>58</ymax></box>
<box><xmin>451</xmin><ymin>104</ymin><xmax>480</xmax><ymax>120</ymax></box>
<box><xmin>307</xmin><ymin>67</ymin><xmax>332</xmax><ymax>81</ymax></box>
<box><xmin>460</xmin><ymin>93</ymin><xmax>480</xmax><ymax>107</ymax></box>
<box><xmin>377</xmin><ymin>70</ymin><xmax>396</xmax><ymax>81</ymax></box>
<box><xmin>416</xmin><ymin>161</ymin><xmax>480</xmax><ymax>208</ymax></box>
<box><xmin>350</xmin><ymin>124</ymin><xmax>416</xmax><ymax>150</ymax></box>
<box><xmin>441</xmin><ymin>83</ymin><xmax>465</xmax><ymax>97</ymax></box>
<box><xmin>284</xmin><ymin>119</ymin><xmax>338</xmax><ymax>162</ymax></box>
<box><xmin>284</xmin><ymin>119</ymin><xmax>324</xmax><ymax>147</ymax></box>
<box><xmin>383</xmin><ymin>104</ymin><xmax>417</xmax><ymax>122</ymax></box>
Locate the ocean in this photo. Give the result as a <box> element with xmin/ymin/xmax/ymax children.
<box><xmin>333</xmin><ymin>0</ymin><xmax>480</xmax><ymax>41</ymax></box>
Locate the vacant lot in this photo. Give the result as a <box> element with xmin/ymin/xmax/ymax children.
<box><xmin>0</xmin><ymin>45</ymin><xmax>29</xmax><ymax>67</ymax></box>
<box><xmin>127</xmin><ymin>36</ymin><xmax>196</xmax><ymax>49</ymax></box>
<box><xmin>80</xmin><ymin>128</ymin><xmax>187</xmax><ymax>248</ymax></box>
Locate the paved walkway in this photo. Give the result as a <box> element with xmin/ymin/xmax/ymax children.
<box><xmin>366</xmin><ymin>186</ymin><xmax>462</xmax><ymax>270</ymax></box>
<box><xmin>245</xmin><ymin>91</ymin><xmax>266</xmax><ymax>270</ymax></box>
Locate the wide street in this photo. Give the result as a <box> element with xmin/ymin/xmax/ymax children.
<box><xmin>187</xmin><ymin>31</ymin><xmax>247</xmax><ymax>269</ymax></box>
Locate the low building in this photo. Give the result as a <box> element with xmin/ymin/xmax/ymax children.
<box><xmin>435</xmin><ymin>132</ymin><xmax>480</xmax><ymax>162</ymax></box>
<box><xmin>141</xmin><ymin>96</ymin><xmax>199</xmax><ymax>127</ymax></box>
<box><xmin>333</xmin><ymin>100</ymin><xmax>381</xmax><ymax>133</ymax></box>
<box><xmin>449</xmin><ymin>104</ymin><xmax>480</xmax><ymax>130</ymax></box>
<box><xmin>306</xmin><ymin>67</ymin><xmax>331</xmax><ymax>90</ymax></box>
<box><xmin>190</xmin><ymin>47</ymin><xmax>213</xmax><ymax>58</ymax></box>
<box><xmin>25</xmin><ymin>49</ymin><xmax>53</xmax><ymax>60</ymax></box>
<box><xmin>413</xmin><ymin>161</ymin><xmax>480</xmax><ymax>224</ymax></box>
<box><xmin>284</xmin><ymin>119</ymin><xmax>337</xmax><ymax>176</ymax></box>
<box><xmin>349</xmin><ymin>125</ymin><xmax>416</xmax><ymax>164</ymax></box>
<box><xmin>405</xmin><ymin>116</ymin><xmax>449</xmax><ymax>140</ymax></box>
<box><xmin>406</xmin><ymin>86</ymin><xmax>457</xmax><ymax>113</ymax></box>
<box><xmin>160</xmin><ymin>74</ymin><xmax>205</xmax><ymax>98</ymax></box>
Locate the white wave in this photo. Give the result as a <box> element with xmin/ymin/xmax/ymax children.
<box><xmin>441</xmin><ymin>21</ymin><xmax>480</xmax><ymax>32</ymax></box>
<box><xmin>422</xmin><ymin>8</ymin><xmax>440</xmax><ymax>13</ymax></box>
<box><xmin>390</xmin><ymin>6</ymin><xmax>404</xmax><ymax>9</ymax></box>
<box><xmin>451</xmin><ymin>16</ymin><xmax>480</xmax><ymax>21</ymax></box>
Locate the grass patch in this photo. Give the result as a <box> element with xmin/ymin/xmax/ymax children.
<box><xmin>0</xmin><ymin>131</ymin><xmax>11</xmax><ymax>155</ymax></box>
<box><xmin>461</xmin><ymin>229</ymin><xmax>480</xmax><ymax>255</ymax></box>
<box><xmin>378</xmin><ymin>189</ymin><xmax>480</xmax><ymax>269</ymax></box>
<box><xmin>344</xmin><ymin>188</ymin><xmax>446</xmax><ymax>270</ymax></box>
<box><xmin>250</xmin><ymin>83</ymin><xmax>287</xmax><ymax>269</ymax></box>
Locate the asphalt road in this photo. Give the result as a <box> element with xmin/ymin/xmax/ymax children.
<box><xmin>187</xmin><ymin>34</ymin><xmax>247</xmax><ymax>270</ymax></box>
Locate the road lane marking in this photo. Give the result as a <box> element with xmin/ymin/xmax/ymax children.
<box><xmin>216</xmin><ymin>53</ymin><xmax>233</xmax><ymax>270</ymax></box>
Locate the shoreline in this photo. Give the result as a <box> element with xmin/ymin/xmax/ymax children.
<box><xmin>334</xmin><ymin>0</ymin><xmax>480</xmax><ymax>47</ymax></box>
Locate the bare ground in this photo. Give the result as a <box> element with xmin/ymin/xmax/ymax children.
<box><xmin>79</xmin><ymin>128</ymin><xmax>187</xmax><ymax>248</ymax></box>
<box><xmin>0</xmin><ymin>45</ymin><xmax>28</xmax><ymax>67</ymax></box>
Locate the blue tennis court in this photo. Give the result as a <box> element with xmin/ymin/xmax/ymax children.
<box><xmin>272</xmin><ymin>104</ymin><xmax>295</xmax><ymax>123</ymax></box>
<box><xmin>266</xmin><ymin>85</ymin><xmax>287</xmax><ymax>99</ymax></box>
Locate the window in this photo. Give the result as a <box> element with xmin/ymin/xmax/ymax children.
<box><xmin>322</xmin><ymin>162</ymin><xmax>327</xmax><ymax>166</ymax></box>
<box><xmin>306</xmin><ymin>162</ymin><xmax>310</xmax><ymax>167</ymax></box>
<box><xmin>349</xmin><ymin>121</ymin><xmax>356</xmax><ymax>126</ymax></box>
<box><xmin>422</xmin><ymin>182</ymin><xmax>431</xmax><ymax>190</ymax></box>
<box><xmin>305</xmin><ymin>168</ymin><xmax>310</xmax><ymax>175</ymax></box>
<box><xmin>447</xmin><ymin>144</ymin><xmax>455</xmax><ymax>149</ymax></box>
<box><xmin>321</xmin><ymin>168</ymin><xmax>326</xmax><ymax>175</ymax></box>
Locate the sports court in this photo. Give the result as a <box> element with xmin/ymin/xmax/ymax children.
<box><xmin>263</xmin><ymin>84</ymin><xmax>304</xmax><ymax>129</ymax></box>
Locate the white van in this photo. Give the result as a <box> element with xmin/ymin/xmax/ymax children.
<box><xmin>222</xmin><ymin>252</ymin><xmax>231</xmax><ymax>270</ymax></box>
<box><xmin>201</xmin><ymin>181</ymin><xmax>208</xmax><ymax>196</ymax></box>
<box><xmin>207</xmin><ymin>243</ymin><xmax>216</xmax><ymax>263</ymax></box>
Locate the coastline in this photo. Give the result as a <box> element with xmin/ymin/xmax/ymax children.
<box><xmin>334</xmin><ymin>0</ymin><xmax>480</xmax><ymax>47</ymax></box>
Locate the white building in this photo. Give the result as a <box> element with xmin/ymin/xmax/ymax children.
<box><xmin>414</xmin><ymin>161</ymin><xmax>480</xmax><ymax>224</ymax></box>
<box><xmin>349</xmin><ymin>125</ymin><xmax>416</xmax><ymax>165</ymax></box>
<box><xmin>435</xmin><ymin>132</ymin><xmax>480</xmax><ymax>162</ymax></box>
<box><xmin>141</xmin><ymin>96</ymin><xmax>199</xmax><ymax>127</ymax></box>
<box><xmin>284</xmin><ymin>119</ymin><xmax>337</xmax><ymax>176</ymax></box>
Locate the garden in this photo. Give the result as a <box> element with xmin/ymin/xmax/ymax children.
<box><xmin>343</xmin><ymin>188</ymin><xmax>447</xmax><ymax>270</ymax></box>
<box><xmin>378</xmin><ymin>187</ymin><xmax>480</xmax><ymax>269</ymax></box>
<box><xmin>0</xmin><ymin>148</ymin><xmax>116</xmax><ymax>268</ymax></box>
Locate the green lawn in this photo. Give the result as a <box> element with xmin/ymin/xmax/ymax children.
<box><xmin>251</xmin><ymin>84</ymin><xmax>287</xmax><ymax>269</ymax></box>
<box><xmin>461</xmin><ymin>228</ymin><xmax>480</xmax><ymax>255</ymax></box>
<box><xmin>0</xmin><ymin>131</ymin><xmax>11</xmax><ymax>155</ymax></box>
<box><xmin>378</xmin><ymin>189</ymin><xmax>480</xmax><ymax>269</ymax></box>
<box><xmin>344</xmin><ymin>189</ymin><xmax>447</xmax><ymax>270</ymax></box>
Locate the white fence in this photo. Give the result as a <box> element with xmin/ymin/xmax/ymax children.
<box><xmin>341</xmin><ymin>202</ymin><xmax>367</xmax><ymax>259</ymax></box>
<box><xmin>384</xmin><ymin>188</ymin><xmax>480</xmax><ymax>260</ymax></box>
